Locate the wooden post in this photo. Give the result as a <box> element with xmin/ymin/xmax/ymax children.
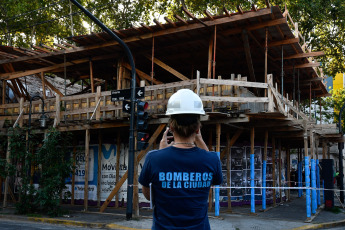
<box><xmin>84</xmin><ymin>129</ymin><xmax>90</xmax><ymax>211</ymax></box>
<box><xmin>322</xmin><ymin>141</ymin><xmax>327</xmax><ymax>159</ymax></box>
<box><xmin>3</xmin><ymin>136</ymin><xmax>10</xmax><ymax>207</ymax></box>
<box><xmin>97</xmin><ymin>131</ymin><xmax>102</xmax><ymax>207</ymax></box>
<box><xmin>40</xmin><ymin>72</ymin><xmax>46</xmax><ymax>100</ymax></box>
<box><xmin>71</xmin><ymin>143</ymin><xmax>77</xmax><ymax>205</ymax></box>
<box><xmin>54</xmin><ymin>94</ymin><xmax>61</xmax><ymax>127</ymax></box>
<box><xmin>264</xmin><ymin>27</ymin><xmax>268</xmax><ymax>98</ymax></box>
<box><xmin>272</xmin><ymin>137</ymin><xmax>276</xmax><ymax>206</ymax></box>
<box><xmin>96</xmin><ymin>86</ymin><xmax>101</xmax><ymax>120</ymax></box>
<box><xmin>207</xmin><ymin>35</ymin><xmax>213</xmax><ymax>79</ymax></box>
<box><xmin>278</xmin><ymin>139</ymin><xmax>282</xmax><ymax>203</ymax></box>
<box><xmin>19</xmin><ymin>98</ymin><xmax>24</xmax><ymax>127</ymax></box>
<box><xmin>90</xmin><ymin>60</ymin><xmax>95</xmax><ymax>93</ymax></box>
<box><xmin>115</xmin><ymin>132</ymin><xmax>121</xmax><ymax>208</ymax></box>
<box><xmin>226</xmin><ymin>132</ymin><xmax>232</xmax><ymax>212</ymax></box>
<box><xmin>2</xmin><ymin>80</ymin><xmax>6</xmax><ymax>104</ymax></box>
<box><xmin>287</xmin><ymin>146</ymin><xmax>291</xmax><ymax>201</ymax></box>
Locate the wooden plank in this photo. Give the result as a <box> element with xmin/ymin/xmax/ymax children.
<box><xmin>273</xmin><ymin>51</ymin><xmax>325</xmax><ymax>61</ymax></box>
<box><xmin>84</xmin><ymin>129</ymin><xmax>90</xmax><ymax>211</ymax></box>
<box><xmin>96</xmin><ymin>86</ymin><xmax>101</xmax><ymax>120</ymax></box>
<box><xmin>200</xmin><ymin>96</ymin><xmax>269</xmax><ymax>103</ymax></box>
<box><xmin>207</xmin><ymin>36</ymin><xmax>213</xmax><ymax>79</ymax></box>
<box><xmin>0</xmin><ymin>9</ymin><xmax>273</xmax><ymax>66</ymax></box>
<box><xmin>199</xmin><ymin>78</ymin><xmax>268</xmax><ymax>88</ymax></box>
<box><xmin>268</xmin><ymin>38</ymin><xmax>299</xmax><ymax>47</ymax></box>
<box><xmin>174</xmin><ymin>14</ymin><xmax>188</xmax><ymax>25</ymax></box>
<box><xmin>144</xmin><ymin>55</ymin><xmax>189</xmax><ymax>81</ymax></box>
<box><xmin>100</xmin><ymin>124</ymin><xmax>166</xmax><ymax>212</ymax></box>
<box><xmin>222</xmin><ymin>18</ymin><xmax>287</xmax><ymax>36</ymax></box>
<box><xmin>54</xmin><ymin>94</ymin><xmax>61</xmax><ymax>127</ymax></box>
<box><xmin>35</xmin><ymin>74</ymin><xmax>63</xmax><ymax>97</ymax></box>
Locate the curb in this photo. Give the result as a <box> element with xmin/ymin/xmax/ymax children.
<box><xmin>0</xmin><ymin>214</ymin><xmax>149</xmax><ymax>230</ymax></box>
<box><xmin>291</xmin><ymin>219</ymin><xmax>345</xmax><ymax>230</ymax></box>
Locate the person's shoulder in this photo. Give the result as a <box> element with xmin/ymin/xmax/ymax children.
<box><xmin>198</xmin><ymin>149</ymin><xmax>220</xmax><ymax>160</ymax></box>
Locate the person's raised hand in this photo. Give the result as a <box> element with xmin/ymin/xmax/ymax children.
<box><xmin>159</xmin><ymin>127</ymin><xmax>174</xmax><ymax>149</ymax></box>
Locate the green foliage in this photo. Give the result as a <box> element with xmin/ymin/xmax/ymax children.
<box><xmin>4</xmin><ymin>127</ymin><xmax>74</xmax><ymax>216</ymax></box>
<box><xmin>322</xmin><ymin>88</ymin><xmax>345</xmax><ymax>130</ymax></box>
<box><xmin>34</xmin><ymin>128</ymin><xmax>74</xmax><ymax>216</ymax></box>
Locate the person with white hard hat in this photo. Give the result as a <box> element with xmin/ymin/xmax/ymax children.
<box><xmin>139</xmin><ymin>89</ymin><xmax>223</xmax><ymax>230</ymax></box>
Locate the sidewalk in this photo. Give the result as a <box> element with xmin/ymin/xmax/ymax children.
<box><xmin>1</xmin><ymin>193</ymin><xmax>345</xmax><ymax>230</ymax></box>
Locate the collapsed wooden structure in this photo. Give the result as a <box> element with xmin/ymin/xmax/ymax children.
<box><xmin>0</xmin><ymin>3</ymin><xmax>341</xmax><ymax>216</ymax></box>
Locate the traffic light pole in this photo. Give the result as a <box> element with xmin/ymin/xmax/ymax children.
<box><xmin>70</xmin><ymin>0</ymin><xmax>137</xmax><ymax>219</ymax></box>
<box><xmin>338</xmin><ymin>102</ymin><xmax>345</xmax><ymax>203</ymax></box>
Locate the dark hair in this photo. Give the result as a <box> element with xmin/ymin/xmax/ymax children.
<box><xmin>169</xmin><ymin>114</ymin><xmax>200</xmax><ymax>138</ymax></box>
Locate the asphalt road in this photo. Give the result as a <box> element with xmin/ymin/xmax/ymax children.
<box><xmin>0</xmin><ymin>219</ymin><xmax>97</xmax><ymax>230</ymax></box>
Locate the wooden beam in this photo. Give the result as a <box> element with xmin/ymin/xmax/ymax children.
<box><xmin>153</xmin><ymin>19</ymin><xmax>165</xmax><ymax>29</ymax></box>
<box><xmin>100</xmin><ymin>124</ymin><xmax>166</xmax><ymax>212</ymax></box>
<box><xmin>0</xmin><ymin>53</ymin><xmax>118</xmax><ymax>80</ymax></box>
<box><xmin>122</xmin><ymin>62</ymin><xmax>163</xmax><ymax>85</ymax></box>
<box><xmin>284</xmin><ymin>62</ymin><xmax>320</xmax><ymax>70</ymax></box>
<box><xmin>32</xmin><ymin>45</ymin><xmax>50</xmax><ymax>53</ymax></box>
<box><xmin>237</xmin><ymin>5</ymin><xmax>244</xmax><ymax>14</ymax></box>
<box><xmin>53</xmin><ymin>43</ymin><xmax>70</xmax><ymax>50</ymax></box>
<box><xmin>174</xmin><ymin>14</ymin><xmax>188</xmax><ymax>25</ymax></box>
<box><xmin>273</xmin><ymin>51</ymin><xmax>325</xmax><ymax>61</ymax></box>
<box><xmin>164</xmin><ymin>17</ymin><xmax>177</xmax><ymax>27</ymax></box>
<box><xmin>40</xmin><ymin>72</ymin><xmax>46</xmax><ymax>99</ymax></box>
<box><xmin>222</xmin><ymin>17</ymin><xmax>287</xmax><ymax>36</ymax></box>
<box><xmin>90</xmin><ymin>60</ymin><xmax>95</xmax><ymax>93</ymax></box>
<box><xmin>220</xmin><ymin>129</ymin><xmax>243</xmax><ymax>160</ymax></box>
<box><xmin>141</xmin><ymin>23</ymin><xmax>153</xmax><ymax>32</ymax></box>
<box><xmin>242</xmin><ymin>29</ymin><xmax>257</xmax><ymax>85</ymax></box>
<box><xmin>204</xmin><ymin>10</ymin><xmax>214</xmax><ymax>20</ymax></box>
<box><xmin>268</xmin><ymin>37</ymin><xmax>299</xmax><ymax>47</ymax></box>
<box><xmin>144</xmin><ymin>55</ymin><xmax>189</xmax><ymax>81</ymax></box>
<box><xmin>41</xmin><ymin>44</ymin><xmax>60</xmax><ymax>52</ymax></box>
<box><xmin>223</xmin><ymin>7</ymin><xmax>231</xmax><ymax>17</ymax></box>
<box><xmin>62</xmin><ymin>41</ymin><xmax>77</xmax><ymax>48</ymax></box>
<box><xmin>35</xmin><ymin>74</ymin><xmax>63</xmax><ymax>97</ymax></box>
<box><xmin>0</xmin><ymin>8</ymin><xmax>274</xmax><ymax>65</ymax></box>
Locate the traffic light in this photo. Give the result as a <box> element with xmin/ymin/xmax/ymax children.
<box><xmin>137</xmin><ymin>132</ymin><xmax>149</xmax><ymax>151</ymax></box>
<box><xmin>136</xmin><ymin>100</ymin><xmax>148</xmax><ymax>130</ymax></box>
<box><xmin>136</xmin><ymin>100</ymin><xmax>149</xmax><ymax>151</ymax></box>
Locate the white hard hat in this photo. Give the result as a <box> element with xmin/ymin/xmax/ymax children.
<box><xmin>166</xmin><ymin>89</ymin><xmax>205</xmax><ymax>115</ymax></box>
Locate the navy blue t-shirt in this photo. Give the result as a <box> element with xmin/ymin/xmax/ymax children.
<box><xmin>139</xmin><ymin>146</ymin><xmax>223</xmax><ymax>230</ymax></box>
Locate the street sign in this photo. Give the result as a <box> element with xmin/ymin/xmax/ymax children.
<box><xmin>123</xmin><ymin>100</ymin><xmax>131</xmax><ymax>114</ymax></box>
<box><xmin>111</xmin><ymin>87</ymin><xmax>145</xmax><ymax>101</ymax></box>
